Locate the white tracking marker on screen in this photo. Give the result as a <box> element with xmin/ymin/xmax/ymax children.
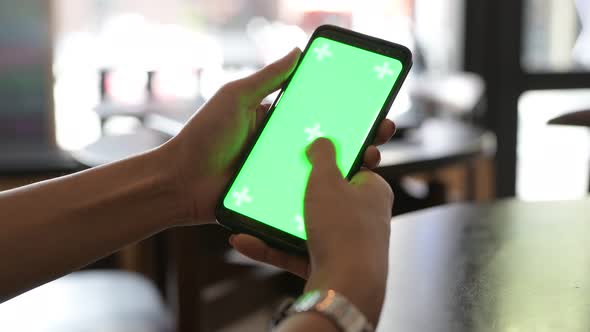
<box><xmin>374</xmin><ymin>62</ymin><xmax>394</xmax><ymax>80</ymax></box>
<box><xmin>232</xmin><ymin>187</ymin><xmax>252</xmax><ymax>207</ymax></box>
<box><xmin>304</xmin><ymin>123</ymin><xmax>325</xmax><ymax>142</ymax></box>
<box><xmin>313</xmin><ymin>44</ymin><xmax>332</xmax><ymax>61</ymax></box>
<box><xmin>295</xmin><ymin>215</ymin><xmax>305</xmax><ymax>232</ymax></box>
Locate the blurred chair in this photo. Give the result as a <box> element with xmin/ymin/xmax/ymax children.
<box><xmin>0</xmin><ymin>271</ymin><xmax>172</xmax><ymax>332</ymax></box>
<box><xmin>548</xmin><ymin>109</ymin><xmax>590</xmax><ymax>192</ymax></box>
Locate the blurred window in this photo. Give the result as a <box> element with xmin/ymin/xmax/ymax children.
<box><xmin>517</xmin><ymin>89</ymin><xmax>590</xmax><ymax>201</ymax></box>
<box><xmin>54</xmin><ymin>0</ymin><xmax>418</xmax><ymax>71</ymax></box>
<box><xmin>53</xmin><ymin>0</ymin><xmax>463</xmax><ymax>149</ymax></box>
<box><xmin>523</xmin><ymin>0</ymin><xmax>590</xmax><ymax>72</ymax></box>
<box><xmin>517</xmin><ymin>0</ymin><xmax>590</xmax><ymax>200</ymax></box>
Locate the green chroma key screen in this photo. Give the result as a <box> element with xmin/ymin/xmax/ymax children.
<box><xmin>224</xmin><ymin>37</ymin><xmax>403</xmax><ymax>239</ymax></box>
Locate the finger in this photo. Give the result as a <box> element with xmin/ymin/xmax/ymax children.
<box><xmin>230</xmin><ymin>234</ymin><xmax>310</xmax><ymax>279</ymax></box>
<box><xmin>256</xmin><ymin>103</ymin><xmax>272</xmax><ymax>113</ymax></box>
<box><xmin>350</xmin><ymin>169</ymin><xmax>386</xmax><ymax>190</ymax></box>
<box><xmin>239</xmin><ymin>48</ymin><xmax>301</xmax><ymax>102</ymax></box>
<box><xmin>373</xmin><ymin>119</ymin><xmax>396</xmax><ymax>146</ymax></box>
<box><xmin>362</xmin><ymin>145</ymin><xmax>381</xmax><ymax>169</ymax></box>
<box><xmin>350</xmin><ymin>170</ymin><xmax>394</xmax><ymax>203</ymax></box>
<box><xmin>306</xmin><ymin>138</ymin><xmax>342</xmax><ymax>184</ymax></box>
<box><xmin>255</xmin><ymin>103</ymin><xmax>272</xmax><ymax>126</ymax></box>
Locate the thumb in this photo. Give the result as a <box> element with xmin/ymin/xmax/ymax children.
<box><xmin>306</xmin><ymin>138</ymin><xmax>342</xmax><ymax>183</ymax></box>
<box><xmin>240</xmin><ymin>48</ymin><xmax>301</xmax><ymax>102</ymax></box>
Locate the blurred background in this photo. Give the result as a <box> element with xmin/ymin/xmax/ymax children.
<box><xmin>2</xmin><ymin>0</ymin><xmax>589</xmax><ymax>201</ymax></box>
<box><xmin>1</xmin><ymin>0</ymin><xmax>590</xmax><ymax>331</ymax></box>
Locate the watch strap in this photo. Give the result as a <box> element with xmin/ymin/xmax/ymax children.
<box><xmin>271</xmin><ymin>289</ymin><xmax>374</xmax><ymax>332</ymax></box>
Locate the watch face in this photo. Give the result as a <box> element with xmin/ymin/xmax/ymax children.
<box><xmin>294</xmin><ymin>290</ymin><xmax>322</xmax><ymax>311</ymax></box>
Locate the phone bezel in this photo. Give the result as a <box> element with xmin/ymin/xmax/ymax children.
<box><xmin>215</xmin><ymin>25</ymin><xmax>413</xmax><ymax>255</ymax></box>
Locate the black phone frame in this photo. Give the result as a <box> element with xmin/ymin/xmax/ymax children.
<box><xmin>215</xmin><ymin>25</ymin><xmax>413</xmax><ymax>255</ymax></box>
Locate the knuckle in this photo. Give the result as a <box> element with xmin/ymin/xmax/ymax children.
<box><xmin>269</xmin><ymin>248</ymin><xmax>289</xmax><ymax>268</ymax></box>
<box><xmin>304</xmin><ymin>183</ymin><xmax>324</xmax><ymax>203</ymax></box>
<box><xmin>219</xmin><ymin>81</ymin><xmax>235</xmax><ymax>93</ymax></box>
<box><xmin>263</xmin><ymin>61</ymin><xmax>282</xmax><ymax>76</ymax></box>
<box><xmin>309</xmin><ymin>165</ymin><xmax>337</xmax><ymax>184</ymax></box>
<box><xmin>363</xmin><ymin>172</ymin><xmax>394</xmax><ymax>203</ymax></box>
<box><xmin>262</xmin><ymin>247</ymin><xmax>276</xmax><ymax>265</ymax></box>
<box><xmin>219</xmin><ymin>80</ymin><xmax>243</xmax><ymax>97</ymax></box>
<box><xmin>362</xmin><ymin>170</ymin><xmax>379</xmax><ymax>183</ymax></box>
<box><xmin>375</xmin><ymin>175</ymin><xmax>394</xmax><ymax>201</ymax></box>
<box><xmin>219</xmin><ymin>80</ymin><xmax>251</xmax><ymax>106</ymax></box>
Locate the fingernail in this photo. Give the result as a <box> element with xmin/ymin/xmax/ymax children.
<box><xmin>228</xmin><ymin>235</ymin><xmax>236</xmax><ymax>245</ymax></box>
<box><xmin>287</xmin><ymin>47</ymin><xmax>301</xmax><ymax>61</ymax></box>
<box><xmin>389</xmin><ymin>119</ymin><xmax>397</xmax><ymax>135</ymax></box>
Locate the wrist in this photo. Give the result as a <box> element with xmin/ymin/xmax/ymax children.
<box><xmin>145</xmin><ymin>144</ymin><xmax>192</xmax><ymax>227</ymax></box>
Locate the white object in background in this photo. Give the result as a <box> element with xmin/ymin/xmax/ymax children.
<box><xmin>573</xmin><ymin>0</ymin><xmax>590</xmax><ymax>67</ymax></box>
<box><xmin>53</xmin><ymin>70</ymin><xmax>102</xmax><ymax>151</ymax></box>
<box><xmin>247</xmin><ymin>17</ymin><xmax>308</xmax><ymax>65</ymax></box>
<box><xmin>517</xmin><ymin>89</ymin><xmax>590</xmax><ymax>201</ymax></box>
<box><xmin>409</xmin><ymin>73</ymin><xmax>485</xmax><ymax>114</ymax></box>
<box><xmin>152</xmin><ymin>70</ymin><xmax>200</xmax><ymax>101</ymax></box>
<box><xmin>414</xmin><ymin>0</ymin><xmax>464</xmax><ymax>71</ymax></box>
<box><xmin>0</xmin><ymin>271</ymin><xmax>173</xmax><ymax>332</ymax></box>
<box><xmin>200</xmin><ymin>67</ymin><xmax>256</xmax><ymax>101</ymax></box>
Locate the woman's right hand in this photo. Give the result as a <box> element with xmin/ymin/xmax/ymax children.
<box><xmin>231</xmin><ymin>138</ymin><xmax>394</xmax><ymax>326</ymax></box>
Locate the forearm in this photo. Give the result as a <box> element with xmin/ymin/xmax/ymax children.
<box><xmin>0</xmin><ymin>147</ymin><xmax>184</xmax><ymax>302</ymax></box>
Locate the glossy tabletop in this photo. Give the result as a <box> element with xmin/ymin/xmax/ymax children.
<box><xmin>378</xmin><ymin>198</ymin><xmax>590</xmax><ymax>332</ymax></box>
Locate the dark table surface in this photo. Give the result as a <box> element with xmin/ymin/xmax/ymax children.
<box><xmin>377</xmin><ymin>119</ymin><xmax>496</xmax><ymax>178</ymax></box>
<box><xmin>73</xmin><ymin>118</ymin><xmax>495</xmax><ymax>175</ymax></box>
<box><xmin>378</xmin><ymin>198</ymin><xmax>590</xmax><ymax>332</ymax></box>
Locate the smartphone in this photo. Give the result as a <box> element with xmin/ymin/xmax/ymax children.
<box><xmin>216</xmin><ymin>25</ymin><xmax>412</xmax><ymax>254</ymax></box>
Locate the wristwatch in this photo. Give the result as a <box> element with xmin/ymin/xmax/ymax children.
<box><xmin>270</xmin><ymin>289</ymin><xmax>374</xmax><ymax>332</ymax></box>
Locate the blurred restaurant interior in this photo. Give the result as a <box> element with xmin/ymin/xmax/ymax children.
<box><xmin>1</xmin><ymin>0</ymin><xmax>590</xmax><ymax>331</ymax></box>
